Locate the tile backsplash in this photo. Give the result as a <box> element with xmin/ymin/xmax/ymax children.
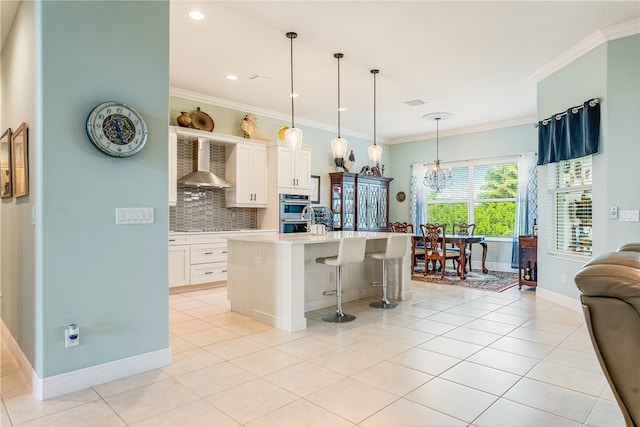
<box><xmin>169</xmin><ymin>141</ymin><xmax>257</xmax><ymax>231</ymax></box>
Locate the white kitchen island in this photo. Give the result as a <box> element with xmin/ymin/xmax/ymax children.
<box><xmin>226</xmin><ymin>231</ymin><xmax>413</xmax><ymax>332</ymax></box>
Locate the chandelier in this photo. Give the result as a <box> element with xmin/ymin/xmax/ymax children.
<box><xmin>423</xmin><ymin>112</ymin><xmax>453</xmax><ymax>193</ymax></box>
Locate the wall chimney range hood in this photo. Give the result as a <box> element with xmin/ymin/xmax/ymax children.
<box><xmin>178</xmin><ymin>138</ymin><xmax>233</xmax><ymax>188</ymax></box>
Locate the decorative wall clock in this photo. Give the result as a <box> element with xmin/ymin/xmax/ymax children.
<box><xmin>86</xmin><ymin>101</ymin><xmax>148</xmax><ymax>157</ymax></box>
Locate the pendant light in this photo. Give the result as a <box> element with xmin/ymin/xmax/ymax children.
<box><xmin>423</xmin><ymin>112</ymin><xmax>453</xmax><ymax>193</ymax></box>
<box><xmin>367</xmin><ymin>69</ymin><xmax>382</xmax><ymax>165</ymax></box>
<box><xmin>330</xmin><ymin>53</ymin><xmax>348</xmax><ymax>164</ymax></box>
<box><xmin>284</xmin><ymin>32</ymin><xmax>303</xmax><ymax>150</ymax></box>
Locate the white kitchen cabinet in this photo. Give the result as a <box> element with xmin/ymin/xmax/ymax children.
<box><xmin>170</xmin><ymin>232</ymin><xmax>256</xmax><ymax>289</ymax></box>
<box><xmin>226</xmin><ymin>142</ymin><xmax>267</xmax><ymax>207</ymax></box>
<box><xmin>189</xmin><ymin>242</ymin><xmax>228</xmax><ymax>285</ymax></box>
<box><xmin>169</xmin><ymin>127</ymin><xmax>177</xmax><ymax>206</ymax></box>
<box><xmin>168</xmin><ymin>244</ymin><xmax>190</xmax><ymax>287</ymax></box>
<box><xmin>275</xmin><ymin>145</ymin><xmax>311</xmax><ymax>194</ymax></box>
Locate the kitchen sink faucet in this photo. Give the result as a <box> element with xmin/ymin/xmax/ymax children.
<box><xmin>300</xmin><ymin>205</ymin><xmax>315</xmax><ymax>225</ymax></box>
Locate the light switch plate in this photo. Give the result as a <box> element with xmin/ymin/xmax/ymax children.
<box><xmin>115</xmin><ymin>208</ymin><xmax>154</xmax><ymax>224</ymax></box>
<box><xmin>620</xmin><ymin>209</ymin><xmax>640</xmax><ymax>222</ymax></box>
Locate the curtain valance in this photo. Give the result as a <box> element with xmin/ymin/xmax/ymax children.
<box><xmin>537</xmin><ymin>99</ymin><xmax>600</xmax><ymax>166</ymax></box>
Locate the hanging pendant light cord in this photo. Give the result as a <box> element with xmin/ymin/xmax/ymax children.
<box><xmin>435</xmin><ymin>117</ymin><xmax>440</xmax><ymax>161</ymax></box>
<box><xmin>335</xmin><ymin>53</ymin><xmax>343</xmax><ymax>138</ymax></box>
<box><xmin>287</xmin><ymin>32</ymin><xmax>297</xmax><ymax>128</ymax></box>
<box><xmin>373</xmin><ymin>70</ymin><xmax>377</xmax><ymax>146</ymax></box>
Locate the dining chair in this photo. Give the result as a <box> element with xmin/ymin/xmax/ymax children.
<box><xmin>420</xmin><ymin>223</ymin><xmax>460</xmax><ymax>278</ymax></box>
<box><xmin>390</xmin><ymin>222</ymin><xmax>413</xmax><ymax>233</ymax></box>
<box><xmin>451</xmin><ymin>223</ymin><xmax>475</xmax><ymax>273</ymax></box>
<box><xmin>391</xmin><ymin>222</ymin><xmax>424</xmax><ymax>273</ymax></box>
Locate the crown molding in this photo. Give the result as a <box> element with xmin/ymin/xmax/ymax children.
<box><xmin>169</xmin><ymin>87</ymin><xmax>374</xmax><ymax>142</ymax></box>
<box><xmin>530</xmin><ymin>18</ymin><xmax>640</xmax><ymax>83</ymax></box>
<box><xmin>388</xmin><ymin>115</ymin><xmax>537</xmax><ymax>145</ymax></box>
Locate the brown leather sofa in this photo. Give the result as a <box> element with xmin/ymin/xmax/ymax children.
<box><xmin>574</xmin><ymin>245</ymin><xmax>640</xmax><ymax>427</ymax></box>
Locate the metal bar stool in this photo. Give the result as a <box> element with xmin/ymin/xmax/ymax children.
<box><xmin>367</xmin><ymin>234</ymin><xmax>408</xmax><ymax>309</ymax></box>
<box><xmin>315</xmin><ymin>237</ymin><xmax>367</xmax><ymax>323</ymax></box>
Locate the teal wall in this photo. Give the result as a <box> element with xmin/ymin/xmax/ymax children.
<box><xmin>0</xmin><ymin>0</ymin><xmax>38</xmax><ymax>370</ymax></box>
<box><xmin>537</xmin><ymin>34</ymin><xmax>640</xmax><ymax>298</ymax></box>
<box><xmin>1</xmin><ymin>1</ymin><xmax>170</xmax><ymax>378</ymax></box>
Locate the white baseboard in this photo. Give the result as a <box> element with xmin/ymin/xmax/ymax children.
<box><xmin>536</xmin><ymin>287</ymin><xmax>582</xmax><ymax>313</ymax></box>
<box><xmin>1</xmin><ymin>320</ymin><xmax>171</xmax><ymax>400</ymax></box>
<box><xmin>1</xmin><ymin>320</ymin><xmax>39</xmax><ymax>397</ymax></box>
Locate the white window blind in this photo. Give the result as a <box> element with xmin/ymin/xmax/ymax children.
<box><xmin>425</xmin><ymin>160</ymin><xmax>517</xmax><ymax>237</ymax></box>
<box><xmin>547</xmin><ymin>155</ymin><xmax>593</xmax><ymax>256</ymax></box>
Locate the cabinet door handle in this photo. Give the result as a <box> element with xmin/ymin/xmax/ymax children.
<box><xmin>222</xmin><ymin>270</ymin><xmax>228</xmax><ymax>273</ymax></box>
<box><xmin>204</xmin><ymin>271</ymin><xmax>213</xmax><ymax>275</ymax></box>
<box><xmin>222</xmin><ymin>251</ymin><xmax>228</xmax><ymax>254</ymax></box>
<box><xmin>204</xmin><ymin>252</ymin><xmax>213</xmax><ymax>255</ymax></box>
<box><xmin>169</xmin><ymin>239</ymin><xmax>176</xmax><ymax>242</ymax></box>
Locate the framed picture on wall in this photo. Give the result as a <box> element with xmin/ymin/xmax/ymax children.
<box><xmin>310</xmin><ymin>175</ymin><xmax>320</xmax><ymax>204</ymax></box>
<box><xmin>11</xmin><ymin>122</ymin><xmax>28</xmax><ymax>198</ymax></box>
<box><xmin>0</xmin><ymin>128</ymin><xmax>11</xmax><ymax>198</ymax></box>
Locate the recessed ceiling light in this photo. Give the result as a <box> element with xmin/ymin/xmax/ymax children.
<box><xmin>226</xmin><ymin>74</ymin><xmax>238</xmax><ymax>81</ymax></box>
<box><xmin>405</xmin><ymin>99</ymin><xmax>426</xmax><ymax>107</ymax></box>
<box><xmin>188</xmin><ymin>10</ymin><xmax>205</xmax><ymax>20</ymax></box>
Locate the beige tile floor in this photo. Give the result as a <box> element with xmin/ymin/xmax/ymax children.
<box><xmin>1</xmin><ymin>282</ymin><xmax>627</xmax><ymax>426</ymax></box>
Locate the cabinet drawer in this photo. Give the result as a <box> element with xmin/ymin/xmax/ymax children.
<box><xmin>190</xmin><ymin>263</ymin><xmax>228</xmax><ymax>284</ymax></box>
<box><xmin>191</xmin><ymin>243</ymin><xmax>227</xmax><ymax>264</ymax></box>
<box><xmin>169</xmin><ymin>235</ymin><xmax>190</xmax><ymax>245</ymax></box>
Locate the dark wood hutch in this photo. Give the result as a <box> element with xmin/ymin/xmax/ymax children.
<box><xmin>329</xmin><ymin>172</ymin><xmax>393</xmax><ymax>231</ymax></box>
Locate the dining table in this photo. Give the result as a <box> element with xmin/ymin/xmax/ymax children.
<box><xmin>412</xmin><ymin>234</ymin><xmax>488</xmax><ymax>280</ymax></box>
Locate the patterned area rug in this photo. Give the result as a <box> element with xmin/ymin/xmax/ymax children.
<box><xmin>411</xmin><ymin>269</ymin><xmax>519</xmax><ymax>292</ymax></box>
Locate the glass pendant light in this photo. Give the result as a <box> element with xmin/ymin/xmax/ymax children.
<box><xmin>423</xmin><ymin>112</ymin><xmax>453</xmax><ymax>193</ymax></box>
<box><xmin>284</xmin><ymin>32</ymin><xmax>303</xmax><ymax>150</ymax></box>
<box><xmin>367</xmin><ymin>69</ymin><xmax>383</xmax><ymax>165</ymax></box>
<box><xmin>330</xmin><ymin>53</ymin><xmax>348</xmax><ymax>164</ymax></box>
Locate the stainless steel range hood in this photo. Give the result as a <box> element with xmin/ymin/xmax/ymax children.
<box><xmin>178</xmin><ymin>138</ymin><xmax>233</xmax><ymax>188</ymax></box>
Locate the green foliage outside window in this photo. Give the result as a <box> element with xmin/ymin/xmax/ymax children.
<box><xmin>427</xmin><ymin>203</ymin><xmax>467</xmax><ymax>231</ymax></box>
<box><xmin>474</xmin><ymin>201</ymin><xmax>516</xmax><ymax>236</ymax></box>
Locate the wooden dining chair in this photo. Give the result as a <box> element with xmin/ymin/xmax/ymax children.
<box><xmin>420</xmin><ymin>223</ymin><xmax>460</xmax><ymax>278</ymax></box>
<box><xmin>391</xmin><ymin>222</ymin><xmax>423</xmax><ymax>273</ymax></box>
<box><xmin>451</xmin><ymin>223</ymin><xmax>475</xmax><ymax>273</ymax></box>
<box><xmin>390</xmin><ymin>222</ymin><xmax>413</xmax><ymax>233</ymax></box>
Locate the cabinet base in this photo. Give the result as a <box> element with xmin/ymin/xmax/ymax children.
<box><xmin>169</xmin><ymin>280</ymin><xmax>227</xmax><ymax>294</ymax></box>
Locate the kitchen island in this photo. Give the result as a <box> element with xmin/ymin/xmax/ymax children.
<box><xmin>226</xmin><ymin>231</ymin><xmax>413</xmax><ymax>332</ymax></box>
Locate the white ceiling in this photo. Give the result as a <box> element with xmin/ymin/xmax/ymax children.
<box><xmin>2</xmin><ymin>2</ymin><xmax>638</xmax><ymax>143</ymax></box>
<box><xmin>170</xmin><ymin>1</ymin><xmax>639</xmax><ymax>143</ymax></box>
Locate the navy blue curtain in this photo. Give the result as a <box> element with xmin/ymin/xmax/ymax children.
<box><xmin>537</xmin><ymin>99</ymin><xmax>600</xmax><ymax>166</ymax></box>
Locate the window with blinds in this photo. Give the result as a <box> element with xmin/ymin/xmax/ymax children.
<box><xmin>547</xmin><ymin>155</ymin><xmax>592</xmax><ymax>256</ymax></box>
<box><xmin>425</xmin><ymin>161</ymin><xmax>517</xmax><ymax>237</ymax></box>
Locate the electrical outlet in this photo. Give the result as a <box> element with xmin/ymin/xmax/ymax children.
<box><xmin>329</xmin><ymin>271</ymin><xmax>335</xmax><ymax>283</ymax></box>
<box><xmin>609</xmin><ymin>206</ymin><xmax>618</xmax><ymax>219</ymax></box>
<box><xmin>65</xmin><ymin>324</ymin><xmax>79</xmax><ymax>348</ymax></box>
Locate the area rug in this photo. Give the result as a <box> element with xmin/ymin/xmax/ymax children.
<box><xmin>411</xmin><ymin>269</ymin><xmax>519</xmax><ymax>292</ymax></box>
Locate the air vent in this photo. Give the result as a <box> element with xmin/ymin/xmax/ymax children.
<box><xmin>405</xmin><ymin>99</ymin><xmax>426</xmax><ymax>107</ymax></box>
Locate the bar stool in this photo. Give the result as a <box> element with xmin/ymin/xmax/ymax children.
<box><xmin>315</xmin><ymin>237</ymin><xmax>367</xmax><ymax>323</ymax></box>
<box><xmin>367</xmin><ymin>234</ymin><xmax>408</xmax><ymax>309</ymax></box>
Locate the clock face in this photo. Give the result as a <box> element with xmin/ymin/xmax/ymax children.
<box><xmin>86</xmin><ymin>102</ymin><xmax>148</xmax><ymax>157</ymax></box>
